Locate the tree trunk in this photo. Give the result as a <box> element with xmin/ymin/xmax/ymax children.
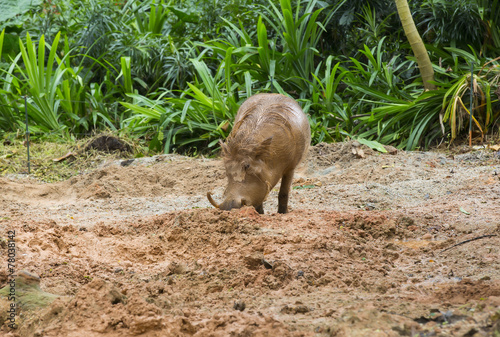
<box><xmin>395</xmin><ymin>0</ymin><xmax>436</xmax><ymax>91</ymax></box>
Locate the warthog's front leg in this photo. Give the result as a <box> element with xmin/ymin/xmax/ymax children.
<box><xmin>255</xmin><ymin>204</ymin><xmax>264</xmax><ymax>214</ymax></box>
<box><xmin>278</xmin><ymin>170</ymin><xmax>294</xmax><ymax>214</ymax></box>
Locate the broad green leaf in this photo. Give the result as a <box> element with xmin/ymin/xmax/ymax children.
<box><xmin>0</xmin><ymin>0</ymin><xmax>43</xmax><ymax>23</ymax></box>
<box><xmin>355</xmin><ymin>137</ymin><xmax>388</xmax><ymax>153</ymax></box>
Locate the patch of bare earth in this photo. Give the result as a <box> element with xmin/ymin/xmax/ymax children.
<box><xmin>0</xmin><ymin>141</ymin><xmax>499</xmax><ymax>336</ymax></box>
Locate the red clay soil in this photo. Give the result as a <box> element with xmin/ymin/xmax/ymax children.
<box><xmin>0</xmin><ymin>141</ymin><xmax>499</xmax><ymax>337</ymax></box>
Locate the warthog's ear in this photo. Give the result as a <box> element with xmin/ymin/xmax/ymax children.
<box><xmin>254</xmin><ymin>137</ymin><xmax>273</xmax><ymax>159</ymax></box>
<box><xmin>219</xmin><ymin>139</ymin><xmax>229</xmax><ymax>157</ymax></box>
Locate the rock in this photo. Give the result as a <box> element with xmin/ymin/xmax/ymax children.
<box><xmin>121</xmin><ymin>159</ymin><xmax>135</xmax><ymax>167</ymax></box>
<box><xmin>384</xmin><ymin>145</ymin><xmax>398</xmax><ymax>155</ymax></box>
<box><xmin>281</xmin><ymin>304</ymin><xmax>311</xmax><ymax>314</ymax></box>
<box><xmin>233</xmin><ymin>300</ymin><xmax>246</xmax><ymax>311</ymax></box>
<box><xmin>262</xmin><ymin>258</ymin><xmax>274</xmax><ymax>270</ymax></box>
<box><xmin>422</xmin><ymin>233</ymin><xmax>433</xmax><ymax>240</ymax></box>
<box><xmin>167</xmin><ymin>262</ymin><xmax>187</xmax><ymax>275</ymax></box>
<box><xmin>0</xmin><ymin>270</ymin><xmax>59</xmax><ymax>323</ymax></box>
<box><xmin>320</xmin><ymin>165</ymin><xmax>336</xmax><ymax>175</ymax></box>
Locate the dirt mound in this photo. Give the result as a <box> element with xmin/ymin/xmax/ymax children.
<box><xmin>31</xmin><ymin>277</ymin><xmax>301</xmax><ymax>336</ymax></box>
<box><xmin>2</xmin><ymin>142</ymin><xmax>497</xmax><ymax>209</ymax></box>
<box><xmin>66</xmin><ymin>156</ymin><xmax>226</xmax><ymax>200</ymax></box>
<box><xmin>31</xmin><ymin>279</ymin><xmax>166</xmax><ymax>336</ymax></box>
<box><xmin>0</xmin><ymin>142</ymin><xmax>499</xmax><ymax>336</ymax></box>
<box><xmin>308</xmin><ymin>142</ymin><xmax>356</xmax><ymax>168</ymax></box>
<box><xmin>71</xmin><ymin>165</ymin><xmax>176</xmax><ymax>199</ymax></box>
<box><xmin>0</xmin><ymin>155</ymin><xmax>226</xmax><ymax>203</ymax></box>
<box><xmin>433</xmin><ymin>278</ymin><xmax>500</xmax><ymax>304</ymax></box>
<box><xmin>0</xmin><ymin>177</ymin><xmax>73</xmax><ymax>204</ymax></box>
<box><xmin>2</xmin><ymin>205</ymin><xmax>499</xmax><ymax>336</ymax></box>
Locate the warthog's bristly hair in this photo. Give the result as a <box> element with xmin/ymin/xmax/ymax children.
<box><xmin>223</xmin><ymin>104</ymin><xmax>295</xmax><ymax>161</ymax></box>
<box><xmin>210</xmin><ymin>93</ymin><xmax>310</xmax><ymax>214</ymax></box>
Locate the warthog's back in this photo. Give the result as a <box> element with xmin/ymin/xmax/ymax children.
<box><xmin>228</xmin><ymin>93</ymin><xmax>310</xmax><ymax>170</ymax></box>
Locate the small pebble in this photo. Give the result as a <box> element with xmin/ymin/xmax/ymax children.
<box><xmin>364</xmin><ymin>203</ymin><xmax>376</xmax><ymax>210</ymax></box>
<box><xmin>121</xmin><ymin>159</ymin><xmax>135</xmax><ymax>167</ymax></box>
<box><xmin>233</xmin><ymin>300</ymin><xmax>246</xmax><ymax>311</ymax></box>
<box><xmin>422</xmin><ymin>233</ymin><xmax>433</xmax><ymax>240</ymax></box>
<box><xmin>262</xmin><ymin>259</ymin><xmax>273</xmax><ymax>269</ymax></box>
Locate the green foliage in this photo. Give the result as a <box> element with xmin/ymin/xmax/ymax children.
<box><xmin>477</xmin><ymin>0</ymin><xmax>500</xmax><ymax>52</ymax></box>
<box><xmin>121</xmin><ymin>56</ymin><xmax>243</xmax><ymax>152</ymax></box>
<box><xmin>307</xmin><ymin>55</ymin><xmax>350</xmax><ymax>142</ymax></box>
<box><xmin>172</xmin><ymin>0</ymin><xmax>268</xmax><ymax>41</ymax></box>
<box><xmin>0</xmin><ymin>30</ymin><xmax>18</xmax><ymax>133</ymax></box>
<box><xmin>259</xmin><ymin>0</ymin><xmax>344</xmax><ymax>93</ymax></box>
<box><xmin>360</xmin><ymin>89</ymin><xmax>446</xmax><ymax>150</ymax></box>
<box><xmin>133</xmin><ymin>0</ymin><xmax>170</xmax><ymax>35</ymax></box>
<box><xmin>438</xmin><ymin>50</ymin><xmax>500</xmax><ymax>141</ymax></box>
<box><xmin>0</xmin><ymin>0</ymin><xmax>499</xmax><ymax>154</ymax></box>
<box><xmin>15</xmin><ymin>32</ymin><xmax>68</xmax><ymax>133</ymax></box>
<box><xmin>0</xmin><ymin>32</ymin><xmax>20</xmax><ymax>60</ymax></box>
<box><xmin>0</xmin><ymin>0</ymin><xmax>43</xmax><ymax>25</ymax></box>
<box><xmin>323</xmin><ymin>0</ymin><xmax>400</xmax><ymax>55</ymax></box>
<box><xmin>356</xmin><ymin>4</ymin><xmax>396</xmax><ymax>48</ymax></box>
<box><xmin>417</xmin><ymin>0</ymin><xmax>487</xmax><ymax>51</ymax></box>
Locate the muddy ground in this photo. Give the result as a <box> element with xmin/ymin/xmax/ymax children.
<box><xmin>0</xmin><ymin>141</ymin><xmax>499</xmax><ymax>337</ymax></box>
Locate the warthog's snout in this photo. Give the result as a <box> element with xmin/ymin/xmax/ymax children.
<box><xmin>207</xmin><ymin>192</ymin><xmax>248</xmax><ymax>211</ymax></box>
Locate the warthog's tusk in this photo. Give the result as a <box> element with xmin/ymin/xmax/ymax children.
<box><xmin>207</xmin><ymin>192</ymin><xmax>220</xmax><ymax>208</ymax></box>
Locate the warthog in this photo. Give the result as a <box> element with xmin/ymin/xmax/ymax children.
<box><xmin>207</xmin><ymin>93</ymin><xmax>310</xmax><ymax>214</ymax></box>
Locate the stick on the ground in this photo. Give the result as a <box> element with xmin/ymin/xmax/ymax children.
<box><xmin>440</xmin><ymin>234</ymin><xmax>497</xmax><ymax>254</ymax></box>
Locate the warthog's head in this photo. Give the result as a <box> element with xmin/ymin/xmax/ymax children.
<box><xmin>207</xmin><ymin>137</ymin><xmax>273</xmax><ymax>213</ymax></box>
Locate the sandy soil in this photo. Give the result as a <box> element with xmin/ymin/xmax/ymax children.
<box><xmin>0</xmin><ymin>141</ymin><xmax>499</xmax><ymax>337</ymax></box>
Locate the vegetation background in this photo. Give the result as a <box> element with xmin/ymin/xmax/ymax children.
<box><xmin>0</xmin><ymin>0</ymin><xmax>499</xmax><ymax>158</ymax></box>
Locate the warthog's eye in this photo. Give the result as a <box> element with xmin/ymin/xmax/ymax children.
<box><xmin>243</xmin><ymin>163</ymin><xmax>250</xmax><ymax>171</ymax></box>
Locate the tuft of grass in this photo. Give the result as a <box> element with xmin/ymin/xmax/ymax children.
<box><xmin>0</xmin><ymin>133</ymin><xmax>144</xmax><ymax>182</ymax></box>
